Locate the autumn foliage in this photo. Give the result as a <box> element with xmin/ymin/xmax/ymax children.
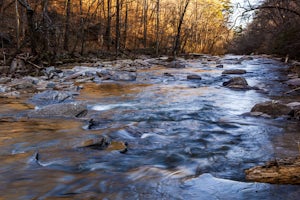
<box><xmin>0</xmin><ymin>0</ymin><xmax>232</xmax><ymax>64</ymax></box>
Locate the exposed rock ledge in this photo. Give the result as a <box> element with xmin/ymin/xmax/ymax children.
<box><xmin>245</xmin><ymin>157</ymin><xmax>300</xmax><ymax>184</ymax></box>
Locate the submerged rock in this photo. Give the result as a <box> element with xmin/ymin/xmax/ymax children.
<box><xmin>79</xmin><ymin>136</ymin><xmax>111</xmax><ymax>150</ymax></box>
<box><xmin>250</xmin><ymin>101</ymin><xmax>291</xmax><ymax>118</ymax></box>
<box><xmin>28</xmin><ymin>102</ymin><xmax>88</xmax><ymax>118</ymax></box>
<box><xmin>222</xmin><ymin>69</ymin><xmax>247</xmax><ymax>75</ymax></box>
<box><xmin>222</xmin><ymin>77</ymin><xmax>250</xmax><ymax>89</ymax></box>
<box><xmin>187</xmin><ymin>74</ymin><xmax>202</xmax><ymax>80</ymax></box>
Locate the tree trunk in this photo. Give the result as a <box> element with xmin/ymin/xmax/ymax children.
<box><xmin>123</xmin><ymin>1</ymin><xmax>128</xmax><ymax>49</ymax></box>
<box><xmin>15</xmin><ymin>0</ymin><xmax>20</xmax><ymax>50</ymax></box>
<box><xmin>64</xmin><ymin>0</ymin><xmax>71</xmax><ymax>51</ymax></box>
<box><xmin>173</xmin><ymin>0</ymin><xmax>190</xmax><ymax>59</ymax></box>
<box><xmin>155</xmin><ymin>0</ymin><xmax>160</xmax><ymax>56</ymax></box>
<box><xmin>42</xmin><ymin>0</ymin><xmax>49</xmax><ymax>52</ymax></box>
<box><xmin>143</xmin><ymin>0</ymin><xmax>148</xmax><ymax>48</ymax></box>
<box><xmin>115</xmin><ymin>0</ymin><xmax>120</xmax><ymax>54</ymax></box>
<box><xmin>79</xmin><ymin>0</ymin><xmax>85</xmax><ymax>55</ymax></box>
<box><xmin>16</xmin><ymin>0</ymin><xmax>37</xmax><ymax>55</ymax></box>
<box><xmin>105</xmin><ymin>0</ymin><xmax>111</xmax><ymax>50</ymax></box>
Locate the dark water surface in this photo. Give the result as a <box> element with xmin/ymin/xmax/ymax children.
<box><xmin>0</xmin><ymin>56</ymin><xmax>300</xmax><ymax>199</ymax></box>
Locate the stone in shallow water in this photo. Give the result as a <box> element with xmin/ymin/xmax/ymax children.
<box><xmin>187</xmin><ymin>74</ymin><xmax>202</xmax><ymax>80</ymax></box>
<box><xmin>286</xmin><ymin>78</ymin><xmax>300</xmax><ymax>87</ymax></box>
<box><xmin>222</xmin><ymin>69</ymin><xmax>247</xmax><ymax>75</ymax></box>
<box><xmin>166</xmin><ymin>61</ymin><xmax>186</xmax><ymax>68</ymax></box>
<box><xmin>250</xmin><ymin>101</ymin><xmax>291</xmax><ymax>118</ymax></box>
<box><xmin>223</xmin><ymin>76</ymin><xmax>249</xmax><ymax>89</ymax></box>
<box><xmin>245</xmin><ymin>157</ymin><xmax>300</xmax><ymax>184</ymax></box>
<box><xmin>30</xmin><ymin>90</ymin><xmax>77</xmax><ymax>106</ymax></box>
<box><xmin>28</xmin><ymin>102</ymin><xmax>88</xmax><ymax>118</ymax></box>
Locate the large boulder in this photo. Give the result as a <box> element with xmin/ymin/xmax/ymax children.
<box><xmin>28</xmin><ymin>102</ymin><xmax>88</xmax><ymax>118</ymax></box>
<box><xmin>223</xmin><ymin>77</ymin><xmax>250</xmax><ymax>89</ymax></box>
<box><xmin>222</xmin><ymin>69</ymin><xmax>247</xmax><ymax>75</ymax></box>
<box><xmin>250</xmin><ymin>101</ymin><xmax>292</xmax><ymax>118</ymax></box>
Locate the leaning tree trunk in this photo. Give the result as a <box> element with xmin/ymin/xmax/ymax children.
<box><xmin>173</xmin><ymin>0</ymin><xmax>190</xmax><ymax>59</ymax></box>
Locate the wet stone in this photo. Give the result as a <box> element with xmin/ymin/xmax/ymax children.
<box><xmin>223</xmin><ymin>77</ymin><xmax>250</xmax><ymax>89</ymax></box>
<box><xmin>30</xmin><ymin>90</ymin><xmax>77</xmax><ymax>106</ymax></box>
<box><xmin>251</xmin><ymin>101</ymin><xmax>292</xmax><ymax>118</ymax></box>
<box><xmin>187</xmin><ymin>74</ymin><xmax>202</xmax><ymax>80</ymax></box>
<box><xmin>166</xmin><ymin>61</ymin><xmax>186</xmax><ymax>68</ymax></box>
<box><xmin>222</xmin><ymin>69</ymin><xmax>247</xmax><ymax>75</ymax></box>
<box><xmin>286</xmin><ymin>78</ymin><xmax>300</xmax><ymax>87</ymax></box>
<box><xmin>0</xmin><ymin>77</ymin><xmax>11</xmax><ymax>84</ymax></box>
<box><xmin>79</xmin><ymin>136</ymin><xmax>111</xmax><ymax>150</ymax></box>
<box><xmin>28</xmin><ymin>102</ymin><xmax>88</xmax><ymax>118</ymax></box>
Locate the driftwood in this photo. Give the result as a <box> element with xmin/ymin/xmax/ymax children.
<box><xmin>245</xmin><ymin>157</ymin><xmax>300</xmax><ymax>184</ymax></box>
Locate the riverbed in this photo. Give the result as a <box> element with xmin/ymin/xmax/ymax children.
<box><xmin>0</xmin><ymin>55</ymin><xmax>299</xmax><ymax>199</ymax></box>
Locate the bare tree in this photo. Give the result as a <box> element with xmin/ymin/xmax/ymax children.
<box><xmin>64</xmin><ymin>0</ymin><xmax>71</xmax><ymax>51</ymax></box>
<box><xmin>173</xmin><ymin>0</ymin><xmax>190</xmax><ymax>58</ymax></box>
<box><xmin>17</xmin><ymin>0</ymin><xmax>37</xmax><ymax>55</ymax></box>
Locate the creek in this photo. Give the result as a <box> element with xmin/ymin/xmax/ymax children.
<box><xmin>0</xmin><ymin>55</ymin><xmax>300</xmax><ymax>199</ymax></box>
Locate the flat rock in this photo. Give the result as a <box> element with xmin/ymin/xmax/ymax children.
<box><xmin>166</xmin><ymin>61</ymin><xmax>186</xmax><ymax>68</ymax></box>
<box><xmin>110</xmin><ymin>71</ymin><xmax>137</xmax><ymax>81</ymax></box>
<box><xmin>222</xmin><ymin>69</ymin><xmax>246</xmax><ymax>75</ymax></box>
<box><xmin>286</xmin><ymin>102</ymin><xmax>300</xmax><ymax>108</ymax></box>
<box><xmin>28</xmin><ymin>102</ymin><xmax>88</xmax><ymax>118</ymax></box>
<box><xmin>245</xmin><ymin>157</ymin><xmax>300</xmax><ymax>184</ymax></box>
<box><xmin>251</xmin><ymin>101</ymin><xmax>291</xmax><ymax>117</ymax></box>
<box><xmin>30</xmin><ymin>90</ymin><xmax>77</xmax><ymax>106</ymax></box>
<box><xmin>286</xmin><ymin>78</ymin><xmax>300</xmax><ymax>87</ymax></box>
<box><xmin>78</xmin><ymin>136</ymin><xmax>110</xmax><ymax>150</ymax></box>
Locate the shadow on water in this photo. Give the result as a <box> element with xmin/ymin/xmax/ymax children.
<box><xmin>0</xmin><ymin>56</ymin><xmax>300</xmax><ymax>199</ymax></box>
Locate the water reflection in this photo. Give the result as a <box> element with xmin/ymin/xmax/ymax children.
<box><xmin>1</xmin><ymin>57</ymin><xmax>300</xmax><ymax>199</ymax></box>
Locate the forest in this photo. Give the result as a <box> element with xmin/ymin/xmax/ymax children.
<box><xmin>0</xmin><ymin>0</ymin><xmax>300</xmax><ymax>68</ymax></box>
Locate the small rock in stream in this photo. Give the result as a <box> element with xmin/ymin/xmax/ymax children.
<box><xmin>222</xmin><ymin>69</ymin><xmax>247</xmax><ymax>75</ymax></box>
<box><xmin>79</xmin><ymin>136</ymin><xmax>111</xmax><ymax>150</ymax></box>
<box><xmin>187</xmin><ymin>74</ymin><xmax>202</xmax><ymax>80</ymax></box>
<box><xmin>223</xmin><ymin>77</ymin><xmax>250</xmax><ymax>89</ymax></box>
<box><xmin>166</xmin><ymin>61</ymin><xmax>186</xmax><ymax>68</ymax></box>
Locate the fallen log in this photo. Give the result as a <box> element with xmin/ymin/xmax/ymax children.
<box><xmin>245</xmin><ymin>157</ymin><xmax>300</xmax><ymax>184</ymax></box>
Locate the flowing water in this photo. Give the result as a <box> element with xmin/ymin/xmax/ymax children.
<box><xmin>0</xmin><ymin>56</ymin><xmax>300</xmax><ymax>199</ymax></box>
